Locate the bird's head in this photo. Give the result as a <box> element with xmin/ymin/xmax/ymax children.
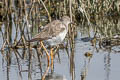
<box><xmin>61</xmin><ymin>16</ymin><xmax>74</xmax><ymax>26</ymax></box>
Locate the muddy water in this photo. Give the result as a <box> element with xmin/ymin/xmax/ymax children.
<box><xmin>0</xmin><ymin>22</ymin><xmax>120</xmax><ymax>80</ymax></box>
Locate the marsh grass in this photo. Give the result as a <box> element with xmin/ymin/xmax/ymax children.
<box><xmin>0</xmin><ymin>0</ymin><xmax>120</xmax><ymax>79</ymax></box>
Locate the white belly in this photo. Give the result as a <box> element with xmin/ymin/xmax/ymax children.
<box><xmin>46</xmin><ymin>29</ymin><xmax>67</xmax><ymax>46</ymax></box>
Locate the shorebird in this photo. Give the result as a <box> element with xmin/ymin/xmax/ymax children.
<box><xmin>29</xmin><ymin>16</ymin><xmax>73</xmax><ymax>69</ymax></box>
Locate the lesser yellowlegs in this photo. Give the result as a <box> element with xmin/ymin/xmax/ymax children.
<box><xmin>29</xmin><ymin>16</ymin><xmax>73</xmax><ymax>69</ymax></box>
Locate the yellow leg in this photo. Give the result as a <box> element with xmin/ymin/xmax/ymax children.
<box><xmin>50</xmin><ymin>48</ymin><xmax>54</xmax><ymax>71</ymax></box>
<box><xmin>40</xmin><ymin>41</ymin><xmax>50</xmax><ymax>66</ymax></box>
<box><xmin>42</xmin><ymin>66</ymin><xmax>50</xmax><ymax>80</ymax></box>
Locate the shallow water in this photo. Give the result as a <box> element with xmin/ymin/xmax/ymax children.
<box><xmin>0</xmin><ymin>22</ymin><xmax>120</xmax><ymax>80</ymax></box>
<box><xmin>1</xmin><ymin>0</ymin><xmax>120</xmax><ymax>79</ymax></box>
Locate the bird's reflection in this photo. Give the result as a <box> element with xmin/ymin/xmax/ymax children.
<box><xmin>44</xmin><ymin>73</ymin><xmax>67</xmax><ymax>80</ymax></box>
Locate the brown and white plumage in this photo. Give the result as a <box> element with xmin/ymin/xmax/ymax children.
<box><xmin>29</xmin><ymin>16</ymin><xmax>71</xmax><ymax>46</ymax></box>
<box><xmin>28</xmin><ymin>16</ymin><xmax>72</xmax><ymax>78</ymax></box>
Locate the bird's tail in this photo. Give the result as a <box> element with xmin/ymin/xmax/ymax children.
<box><xmin>27</xmin><ymin>36</ymin><xmax>50</xmax><ymax>42</ymax></box>
<box><xmin>27</xmin><ymin>38</ymin><xmax>40</xmax><ymax>42</ymax></box>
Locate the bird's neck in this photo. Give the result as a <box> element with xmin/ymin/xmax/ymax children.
<box><xmin>62</xmin><ymin>22</ymin><xmax>68</xmax><ymax>32</ymax></box>
<box><xmin>62</xmin><ymin>21</ymin><xmax>69</xmax><ymax>27</ymax></box>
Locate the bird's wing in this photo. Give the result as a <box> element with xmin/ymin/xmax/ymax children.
<box><xmin>30</xmin><ymin>20</ymin><xmax>65</xmax><ymax>42</ymax></box>
<box><xmin>47</xmin><ymin>20</ymin><xmax>65</xmax><ymax>37</ymax></box>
